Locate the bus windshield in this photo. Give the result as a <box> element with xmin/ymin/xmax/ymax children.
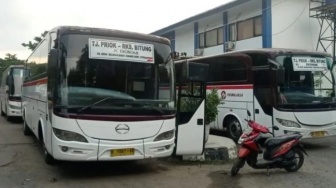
<box><xmin>56</xmin><ymin>34</ymin><xmax>175</xmax><ymax>116</ymax></box>
<box><xmin>275</xmin><ymin>55</ymin><xmax>336</xmax><ymax>108</ymax></box>
<box><xmin>9</xmin><ymin>68</ymin><xmax>30</xmax><ymax>96</ymax></box>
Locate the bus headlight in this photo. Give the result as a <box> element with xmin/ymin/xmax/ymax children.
<box><xmin>9</xmin><ymin>104</ymin><xmax>21</xmax><ymax>110</ymax></box>
<box><xmin>276</xmin><ymin>118</ymin><xmax>301</xmax><ymax>128</ymax></box>
<box><xmin>53</xmin><ymin>128</ymin><xmax>88</xmax><ymax>143</ymax></box>
<box><xmin>154</xmin><ymin>130</ymin><xmax>175</xmax><ymax>141</ymax></box>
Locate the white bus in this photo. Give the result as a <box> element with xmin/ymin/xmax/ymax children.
<box><xmin>176</xmin><ymin>49</ymin><xmax>336</xmax><ymax>142</ymax></box>
<box><xmin>0</xmin><ymin>65</ymin><xmax>29</xmax><ymax>121</ymax></box>
<box><xmin>22</xmin><ymin>26</ymin><xmax>207</xmax><ymax>164</ymax></box>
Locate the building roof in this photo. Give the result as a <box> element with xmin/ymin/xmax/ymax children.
<box><xmin>52</xmin><ymin>26</ymin><xmax>171</xmax><ymax>45</ymax></box>
<box><xmin>150</xmin><ymin>0</ymin><xmax>249</xmax><ymax>36</ymax></box>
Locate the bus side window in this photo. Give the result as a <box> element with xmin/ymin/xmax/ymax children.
<box><xmin>50</xmin><ymin>32</ymin><xmax>57</xmax><ymax>50</ymax></box>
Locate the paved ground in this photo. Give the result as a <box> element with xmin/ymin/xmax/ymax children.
<box><xmin>0</xmin><ymin>116</ymin><xmax>336</xmax><ymax>188</ymax></box>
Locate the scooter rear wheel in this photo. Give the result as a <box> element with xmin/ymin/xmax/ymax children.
<box><xmin>285</xmin><ymin>148</ymin><xmax>304</xmax><ymax>172</ymax></box>
<box><xmin>231</xmin><ymin>158</ymin><xmax>245</xmax><ymax>176</ymax></box>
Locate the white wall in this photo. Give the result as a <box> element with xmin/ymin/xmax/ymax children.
<box><xmin>272</xmin><ymin>0</ymin><xmax>330</xmax><ymax>54</ymax></box>
<box><xmin>234</xmin><ymin>37</ymin><xmax>263</xmax><ymax>50</ymax></box>
<box><xmin>175</xmin><ymin>23</ymin><xmax>194</xmax><ymax>57</ymax></box>
<box><xmin>227</xmin><ymin>0</ymin><xmax>261</xmax><ymax>25</ymax></box>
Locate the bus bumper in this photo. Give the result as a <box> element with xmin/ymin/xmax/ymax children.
<box><xmin>51</xmin><ymin>133</ymin><xmax>174</xmax><ymax>161</ymax></box>
<box><xmin>281</xmin><ymin>126</ymin><xmax>336</xmax><ymax>139</ymax></box>
<box><xmin>7</xmin><ymin>108</ymin><xmax>22</xmax><ymax>117</ymax></box>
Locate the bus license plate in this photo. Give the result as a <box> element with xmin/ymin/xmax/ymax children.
<box><xmin>311</xmin><ymin>131</ymin><xmax>325</xmax><ymax>138</ymax></box>
<box><xmin>111</xmin><ymin>148</ymin><xmax>135</xmax><ymax>157</ymax></box>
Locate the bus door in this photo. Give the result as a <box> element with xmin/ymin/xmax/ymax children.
<box><xmin>252</xmin><ymin>66</ymin><xmax>274</xmax><ymax>128</ymax></box>
<box><xmin>175</xmin><ymin>61</ymin><xmax>208</xmax><ymax>155</ymax></box>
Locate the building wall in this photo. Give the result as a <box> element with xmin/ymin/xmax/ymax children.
<box><xmin>175</xmin><ymin>23</ymin><xmax>194</xmax><ymax>57</ymax></box>
<box><xmin>272</xmin><ymin>0</ymin><xmax>327</xmax><ymax>53</ymax></box>
<box><xmin>198</xmin><ymin>12</ymin><xmax>224</xmax><ymax>56</ymax></box>
<box><xmin>227</xmin><ymin>0</ymin><xmax>263</xmax><ymax>50</ymax></box>
<box><xmin>159</xmin><ymin>0</ymin><xmax>330</xmax><ymax>57</ymax></box>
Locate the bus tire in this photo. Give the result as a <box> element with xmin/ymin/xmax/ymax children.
<box><xmin>23</xmin><ymin>114</ymin><xmax>32</xmax><ymax>136</ymax></box>
<box><xmin>1</xmin><ymin>103</ymin><xmax>5</xmax><ymax>116</ymax></box>
<box><xmin>43</xmin><ymin>141</ymin><xmax>56</xmax><ymax>165</ymax></box>
<box><xmin>225</xmin><ymin>117</ymin><xmax>242</xmax><ymax>143</ymax></box>
<box><xmin>39</xmin><ymin>124</ymin><xmax>56</xmax><ymax>165</ymax></box>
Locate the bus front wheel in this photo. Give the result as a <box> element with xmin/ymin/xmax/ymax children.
<box><xmin>225</xmin><ymin>117</ymin><xmax>242</xmax><ymax>143</ymax></box>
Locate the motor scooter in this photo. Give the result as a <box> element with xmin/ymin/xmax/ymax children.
<box><xmin>231</xmin><ymin>110</ymin><xmax>308</xmax><ymax>176</ymax></box>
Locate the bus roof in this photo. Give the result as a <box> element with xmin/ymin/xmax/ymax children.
<box><xmin>174</xmin><ymin>48</ymin><xmax>332</xmax><ymax>63</ymax></box>
<box><xmin>6</xmin><ymin>65</ymin><xmax>25</xmax><ymax>68</ymax></box>
<box><xmin>50</xmin><ymin>26</ymin><xmax>171</xmax><ymax>45</ymax></box>
<box><xmin>235</xmin><ymin>48</ymin><xmax>331</xmax><ymax>57</ymax></box>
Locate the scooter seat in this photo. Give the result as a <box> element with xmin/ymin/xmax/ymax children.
<box><xmin>264</xmin><ymin>134</ymin><xmax>302</xmax><ymax>148</ymax></box>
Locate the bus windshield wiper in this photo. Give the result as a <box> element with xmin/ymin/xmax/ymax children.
<box><xmin>77</xmin><ymin>97</ymin><xmax>115</xmax><ymax>115</ymax></box>
<box><xmin>77</xmin><ymin>98</ymin><xmax>166</xmax><ymax>115</ymax></box>
<box><xmin>317</xmin><ymin>99</ymin><xmax>336</xmax><ymax>105</ymax></box>
<box><xmin>122</xmin><ymin>100</ymin><xmax>166</xmax><ymax>115</ymax></box>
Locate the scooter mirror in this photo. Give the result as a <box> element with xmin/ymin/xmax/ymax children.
<box><xmin>247</xmin><ymin>110</ymin><xmax>251</xmax><ymax>117</ymax></box>
<box><xmin>273</xmin><ymin>125</ymin><xmax>279</xmax><ymax>131</ymax></box>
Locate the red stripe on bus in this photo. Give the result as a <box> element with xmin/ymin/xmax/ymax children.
<box><xmin>159</xmin><ymin>85</ymin><xmax>253</xmax><ymax>90</ymax></box>
<box><xmin>207</xmin><ymin>85</ymin><xmax>253</xmax><ymax>89</ymax></box>
<box><xmin>23</xmin><ymin>77</ymin><xmax>48</xmax><ymax>87</ymax></box>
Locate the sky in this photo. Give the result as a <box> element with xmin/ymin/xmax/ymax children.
<box><xmin>0</xmin><ymin>0</ymin><xmax>232</xmax><ymax>60</ymax></box>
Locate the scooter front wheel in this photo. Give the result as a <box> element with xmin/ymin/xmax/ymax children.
<box><xmin>231</xmin><ymin>158</ymin><xmax>245</xmax><ymax>176</ymax></box>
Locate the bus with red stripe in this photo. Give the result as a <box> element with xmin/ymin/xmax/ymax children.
<box><xmin>175</xmin><ymin>49</ymin><xmax>336</xmax><ymax>142</ymax></box>
<box><xmin>21</xmin><ymin>26</ymin><xmax>207</xmax><ymax>164</ymax></box>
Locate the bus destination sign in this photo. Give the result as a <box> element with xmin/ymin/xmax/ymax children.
<box><xmin>89</xmin><ymin>38</ymin><xmax>154</xmax><ymax>63</ymax></box>
<box><xmin>292</xmin><ymin>57</ymin><xmax>328</xmax><ymax>71</ymax></box>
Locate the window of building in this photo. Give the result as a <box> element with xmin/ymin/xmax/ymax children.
<box><xmin>229</xmin><ymin>16</ymin><xmax>262</xmax><ymax>41</ymax></box>
<box><xmin>199</xmin><ymin>33</ymin><xmax>205</xmax><ymax>48</ymax></box>
<box><xmin>254</xmin><ymin>16</ymin><xmax>262</xmax><ymax>36</ymax></box>
<box><xmin>198</xmin><ymin>27</ymin><xmax>224</xmax><ymax>48</ymax></box>
<box><xmin>217</xmin><ymin>27</ymin><xmax>224</xmax><ymax>44</ymax></box>
<box><xmin>229</xmin><ymin>24</ymin><xmax>236</xmax><ymax>41</ymax></box>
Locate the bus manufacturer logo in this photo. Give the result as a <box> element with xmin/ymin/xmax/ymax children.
<box><xmin>221</xmin><ymin>91</ymin><xmax>226</xmax><ymax>99</ymax></box>
<box><xmin>115</xmin><ymin>124</ymin><xmax>130</xmax><ymax>134</ymax></box>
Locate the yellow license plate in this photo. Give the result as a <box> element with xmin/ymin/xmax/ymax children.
<box><xmin>311</xmin><ymin>131</ymin><xmax>325</xmax><ymax>138</ymax></box>
<box><xmin>111</xmin><ymin>148</ymin><xmax>135</xmax><ymax>157</ymax></box>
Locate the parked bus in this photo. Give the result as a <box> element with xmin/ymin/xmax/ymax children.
<box><xmin>176</xmin><ymin>48</ymin><xmax>336</xmax><ymax>142</ymax></box>
<box><xmin>0</xmin><ymin>65</ymin><xmax>30</xmax><ymax>121</ymax></box>
<box><xmin>22</xmin><ymin>26</ymin><xmax>207</xmax><ymax>164</ymax></box>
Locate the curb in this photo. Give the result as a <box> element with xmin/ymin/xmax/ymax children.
<box><xmin>182</xmin><ymin>135</ymin><xmax>237</xmax><ymax>162</ymax></box>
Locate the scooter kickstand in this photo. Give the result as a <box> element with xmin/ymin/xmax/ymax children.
<box><xmin>266</xmin><ymin>167</ymin><xmax>270</xmax><ymax>176</ymax></box>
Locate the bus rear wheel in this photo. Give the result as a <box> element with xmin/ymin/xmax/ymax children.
<box><xmin>225</xmin><ymin>117</ymin><xmax>242</xmax><ymax>143</ymax></box>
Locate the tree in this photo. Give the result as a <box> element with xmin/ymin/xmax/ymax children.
<box><xmin>0</xmin><ymin>53</ymin><xmax>24</xmax><ymax>78</ymax></box>
<box><xmin>21</xmin><ymin>31</ymin><xmax>48</xmax><ymax>51</ymax></box>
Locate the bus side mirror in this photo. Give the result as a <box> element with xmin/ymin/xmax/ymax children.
<box><xmin>48</xmin><ymin>49</ymin><xmax>59</xmax><ymax>67</ymax></box>
<box><xmin>5</xmin><ymin>75</ymin><xmax>10</xmax><ymax>85</ymax></box>
<box><xmin>275</xmin><ymin>68</ymin><xmax>285</xmax><ymax>84</ymax></box>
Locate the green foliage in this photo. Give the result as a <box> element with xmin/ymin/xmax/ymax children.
<box><xmin>21</xmin><ymin>31</ymin><xmax>48</xmax><ymax>51</ymax></box>
<box><xmin>0</xmin><ymin>53</ymin><xmax>24</xmax><ymax>78</ymax></box>
<box><xmin>205</xmin><ymin>89</ymin><xmax>221</xmax><ymax>124</ymax></box>
<box><xmin>180</xmin><ymin>84</ymin><xmax>221</xmax><ymax>125</ymax></box>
